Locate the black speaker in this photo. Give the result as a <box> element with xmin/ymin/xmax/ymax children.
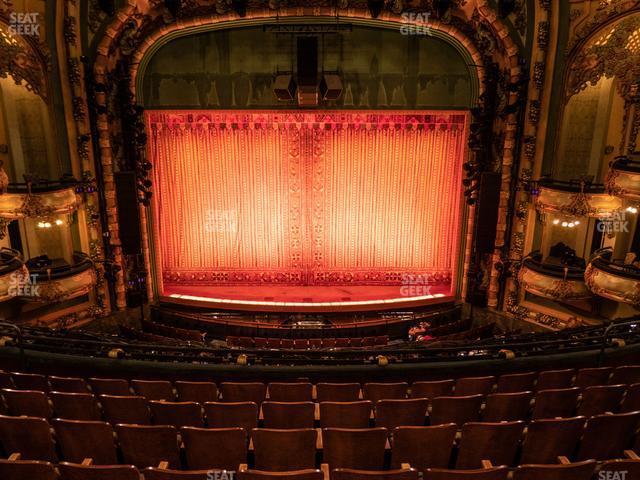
<box><xmin>475</xmin><ymin>172</ymin><xmax>501</xmax><ymax>255</ymax></box>
<box><xmin>320</xmin><ymin>74</ymin><xmax>343</xmax><ymax>100</ymax></box>
<box><xmin>115</xmin><ymin>171</ymin><xmax>142</xmax><ymax>255</ymax></box>
<box><xmin>297</xmin><ymin>37</ymin><xmax>318</xmax><ymax>86</ymax></box>
<box><xmin>273</xmin><ymin>74</ymin><xmax>296</xmax><ymax>101</ymax></box>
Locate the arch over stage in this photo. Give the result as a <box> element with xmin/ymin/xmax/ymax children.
<box><xmin>92</xmin><ymin>2</ymin><xmax>522</xmax><ymax>311</ymax></box>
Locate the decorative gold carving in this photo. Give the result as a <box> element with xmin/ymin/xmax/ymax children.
<box><xmin>568</xmin><ymin>13</ymin><xmax>640</xmax><ymax>100</ymax></box>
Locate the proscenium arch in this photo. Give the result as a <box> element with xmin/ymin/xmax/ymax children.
<box><xmin>93</xmin><ymin>3</ymin><xmax>520</xmax><ymax>309</ymax></box>
<box><xmin>129</xmin><ymin>14</ymin><xmax>483</xmax><ymax>107</ymax></box>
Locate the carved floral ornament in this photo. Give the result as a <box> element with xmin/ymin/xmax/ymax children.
<box><xmin>534</xmin><ymin>183</ymin><xmax>623</xmax><ymax>220</ymax></box>
<box><xmin>0</xmin><ymin>16</ymin><xmax>48</xmax><ymax>100</ymax></box>
<box><xmin>567</xmin><ymin>13</ymin><xmax>640</xmax><ymax>100</ymax></box>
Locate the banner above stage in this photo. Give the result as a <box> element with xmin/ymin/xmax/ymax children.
<box><xmin>147</xmin><ymin>110</ymin><xmax>467</xmax><ymax>292</ymax></box>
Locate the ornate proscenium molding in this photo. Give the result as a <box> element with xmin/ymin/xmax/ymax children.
<box><xmin>23</xmin><ymin>252</ymin><xmax>96</xmax><ymax>304</ymax></box>
<box><xmin>586</xmin><ymin>248</ymin><xmax>640</xmax><ymax>308</ymax></box>
<box><xmin>518</xmin><ymin>254</ymin><xmax>592</xmax><ymax>302</ymax></box>
<box><xmin>567</xmin><ymin>11</ymin><xmax>640</xmax><ymax>101</ymax></box>
<box><xmin>606</xmin><ymin>155</ymin><xmax>640</xmax><ymax>200</ymax></box>
<box><xmin>0</xmin><ymin>14</ymin><xmax>48</xmax><ymax>100</ymax></box>
<box><xmin>0</xmin><ymin>248</ymin><xmax>27</xmax><ymax>302</ymax></box>
<box><xmin>534</xmin><ymin>179</ymin><xmax>623</xmax><ymax>219</ymax></box>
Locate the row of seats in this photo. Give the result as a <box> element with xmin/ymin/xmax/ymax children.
<box><xmin>3</xmin><ymin>456</ymin><xmax>638</xmax><ymax>480</ymax></box>
<box><xmin>3</xmin><ymin>364</ymin><xmax>639</xmax><ymax>401</ymax></box>
<box><xmin>0</xmin><ymin>458</ymin><xmax>640</xmax><ymax>480</ymax></box>
<box><xmin>3</xmin><ymin>384</ymin><xmax>640</xmax><ymax>429</ymax></box>
<box><xmin>2</xmin><ymin>414</ymin><xmax>640</xmax><ymax>469</ymax></box>
<box><xmin>226</xmin><ymin>336</ymin><xmax>390</xmax><ymax>349</ymax></box>
<box><xmin>141</xmin><ymin>320</ymin><xmax>206</xmax><ymax>343</ymax></box>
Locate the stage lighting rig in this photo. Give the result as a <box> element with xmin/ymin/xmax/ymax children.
<box><xmin>164</xmin><ymin>0</ymin><xmax>181</xmax><ymax>17</ymax></box>
<box><xmin>367</xmin><ymin>0</ymin><xmax>385</xmax><ymax>18</ymax></box>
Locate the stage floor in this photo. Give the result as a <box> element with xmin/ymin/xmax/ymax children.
<box><xmin>163</xmin><ymin>284</ymin><xmax>453</xmax><ymax>312</ymax></box>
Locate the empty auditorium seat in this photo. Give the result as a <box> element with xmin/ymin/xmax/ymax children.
<box><xmin>174</xmin><ymin>381</ymin><xmax>218</xmax><ymax>403</ymax></box>
<box><xmin>350</xmin><ymin>338</ymin><xmax>363</xmax><ymax>348</ymax></box>
<box><xmin>181</xmin><ymin>426</ymin><xmax>246</xmax><ymax>470</ymax></box>
<box><xmin>535</xmin><ymin>369</ymin><xmax>575</xmax><ymax>391</ymax></box>
<box><xmin>512</xmin><ymin>460</ymin><xmax>596</xmax><ymax>480</ymax></box>
<box><xmin>266</xmin><ymin>338</ymin><xmax>282</xmax><ymax>349</ymax></box>
<box><xmin>319</xmin><ymin>401</ymin><xmax>372</xmax><ymax>429</ymax></box>
<box><xmin>599</xmin><ymin>454</ymin><xmax>640</xmax><ymax>478</ymax></box>
<box><xmin>322</xmin><ymin>427</ymin><xmax>387</xmax><ymax>470</ymax></box>
<box><xmin>519</xmin><ymin>417</ymin><xmax>586</xmax><ymax>464</ymax></box>
<box><xmin>281</xmin><ymin>339</ymin><xmax>294</xmax><ymax>349</ymax></box>
<box><xmin>456</xmin><ymin>421</ymin><xmax>524</xmax><ymax>469</ymax></box>
<box><xmin>115</xmin><ymin>424</ymin><xmax>180</xmax><ymax>468</ymax></box>
<box><xmin>0</xmin><ymin>415</ymin><xmax>57</xmax><ymax>461</ymax></box>
<box><xmin>531</xmin><ymin>387</ymin><xmax>579</xmax><ymax>420</ymax></box>
<box><xmin>2</xmin><ymin>388</ymin><xmax>52</xmax><ymax>418</ymax></box>
<box><xmin>363</xmin><ymin>382</ymin><xmax>408</xmax><ymax>404</ymax></box>
<box><xmin>360</xmin><ymin>337</ymin><xmax>376</xmax><ymax>348</ymax></box>
<box><xmin>316</xmin><ymin>383</ymin><xmax>361</xmax><ymax>402</ymax></box>
<box><xmin>53</xmin><ymin>419</ymin><xmax>118</xmax><ymax>464</ymax></box>
<box><xmin>204</xmin><ymin>401</ymin><xmax>258</xmax><ymax>432</ymax></box>
<box><xmin>237</xmin><ymin>466</ymin><xmax>324</xmax><ymax>480</ymax></box>
<box><xmin>574</xmin><ymin>367</ymin><xmax>612</xmax><ymax>389</ymax></box>
<box><xmin>88</xmin><ymin>378</ymin><xmax>131</xmax><ymax>396</ymax></box>
<box><xmin>410</xmin><ymin>380</ymin><xmax>454</xmax><ymax>400</ymax></box>
<box><xmin>620</xmin><ymin>382</ymin><xmax>640</xmax><ymax>412</ymax></box>
<box><xmin>252</xmin><ymin>428</ymin><xmax>317</xmax><ymax>471</ymax></box>
<box><xmin>0</xmin><ymin>456</ymin><xmax>59</xmax><ymax>480</ymax></box>
<box><xmin>99</xmin><ymin>394</ymin><xmax>151</xmax><ymax>425</ymax></box>
<box><xmin>454</xmin><ymin>376</ymin><xmax>495</xmax><ymax>396</ymax></box>
<box><xmin>149</xmin><ymin>400</ymin><xmax>203</xmax><ymax>428</ymax></box>
<box><xmin>294</xmin><ymin>339</ymin><xmax>309</xmax><ymax>350</ymax></box>
<box><xmin>496</xmin><ymin>372</ymin><xmax>536</xmax><ymax>393</ymax></box>
<box><xmin>331</xmin><ymin>468</ymin><xmax>418</xmax><ymax>479</ymax></box>
<box><xmin>49</xmin><ymin>376</ymin><xmax>90</xmax><ymax>393</ymax></box>
<box><xmin>254</xmin><ymin>338</ymin><xmax>268</xmax><ymax>349</ymax></box>
<box><xmin>430</xmin><ymin>394</ymin><xmax>483</xmax><ymax>428</ymax></box>
<box><xmin>268</xmin><ymin>382</ymin><xmax>313</xmax><ymax>402</ymax></box>
<box><xmin>0</xmin><ymin>370</ymin><xmax>13</xmax><ymax>389</ymax></box>
<box><xmin>335</xmin><ymin>338</ymin><xmax>350</xmax><ymax>348</ymax></box>
<box><xmin>422</xmin><ymin>466</ymin><xmax>509</xmax><ymax>479</ymax></box>
<box><xmin>262</xmin><ymin>401</ymin><xmax>315</xmax><ymax>429</ymax></box>
<box><xmin>390</xmin><ymin>424</ymin><xmax>457</xmax><ymax>470</ymax></box>
<box><xmin>51</xmin><ymin>392</ymin><xmax>102</xmax><ymax>421</ymax></box>
<box><xmin>131</xmin><ymin>380</ymin><xmax>175</xmax><ymax>401</ymax></box>
<box><xmin>309</xmin><ymin>339</ymin><xmax>322</xmax><ymax>349</ymax></box>
<box><xmin>536</xmin><ymin>368</ymin><xmax>576</xmax><ymax>391</ymax></box>
<box><xmin>11</xmin><ymin>372</ymin><xmax>49</xmax><ymax>392</ymax></box>
<box><xmin>220</xmin><ymin>382</ymin><xmax>266</xmax><ymax>405</ymax></box>
<box><xmin>375</xmin><ymin>336</ymin><xmax>389</xmax><ymax>346</ymax></box>
<box><xmin>375</xmin><ymin>398</ymin><xmax>428</xmax><ymax>430</ymax></box>
<box><xmin>58</xmin><ymin>462</ymin><xmax>140</xmax><ymax>480</ymax></box>
<box><xmin>144</xmin><ymin>466</ymin><xmax>217</xmax><ymax>480</ymax></box>
<box><xmin>482</xmin><ymin>391</ymin><xmax>533</xmax><ymax>422</ymax></box>
<box><xmin>610</xmin><ymin>365</ymin><xmax>640</xmax><ymax>385</ymax></box>
<box><xmin>576</xmin><ymin>384</ymin><xmax>626</xmax><ymax>417</ymax></box>
<box><xmin>576</xmin><ymin>411</ymin><xmax>640</xmax><ymax>461</ymax></box>
<box><xmin>322</xmin><ymin>338</ymin><xmax>337</xmax><ymax>349</ymax></box>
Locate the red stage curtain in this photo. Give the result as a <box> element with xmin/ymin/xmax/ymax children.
<box><xmin>147</xmin><ymin>112</ymin><xmax>467</xmax><ymax>289</ymax></box>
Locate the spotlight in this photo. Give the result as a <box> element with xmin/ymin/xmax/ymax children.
<box><xmin>97</xmin><ymin>0</ymin><xmax>116</xmax><ymax>16</ymax></box>
<box><xmin>367</xmin><ymin>0</ymin><xmax>385</xmax><ymax>18</ymax></box>
<box><xmin>164</xmin><ymin>0</ymin><xmax>181</xmax><ymax>17</ymax></box>
<box><xmin>552</xmin><ymin>219</ymin><xmax>560</xmax><ymax>225</ymax></box>
<box><xmin>231</xmin><ymin>0</ymin><xmax>247</xmax><ymax>17</ymax></box>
